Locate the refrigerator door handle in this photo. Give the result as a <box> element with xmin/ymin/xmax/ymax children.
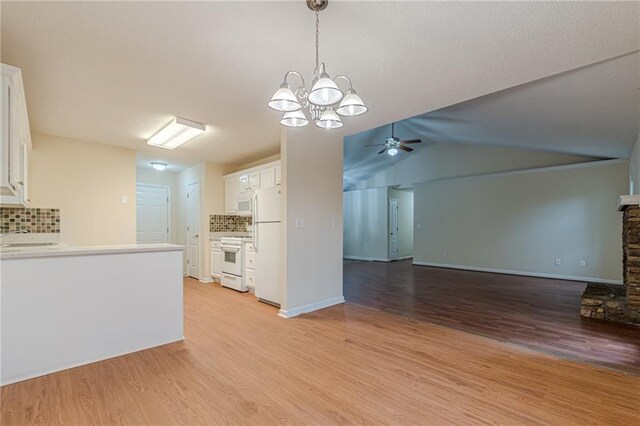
<box><xmin>252</xmin><ymin>193</ymin><xmax>258</xmax><ymax>252</ymax></box>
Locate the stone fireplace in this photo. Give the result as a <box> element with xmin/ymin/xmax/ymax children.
<box><xmin>580</xmin><ymin>196</ymin><xmax>640</xmax><ymax>324</ymax></box>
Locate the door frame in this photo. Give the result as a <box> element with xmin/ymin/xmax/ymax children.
<box><xmin>186</xmin><ymin>181</ymin><xmax>201</xmax><ymax>280</ymax></box>
<box><xmin>389</xmin><ymin>198</ymin><xmax>399</xmax><ymax>260</ymax></box>
<box><xmin>136</xmin><ymin>183</ymin><xmax>171</xmax><ymax>243</ymax></box>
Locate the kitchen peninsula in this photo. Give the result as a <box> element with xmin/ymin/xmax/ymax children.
<box><xmin>0</xmin><ymin>243</ymin><xmax>184</xmax><ymax>385</ymax></box>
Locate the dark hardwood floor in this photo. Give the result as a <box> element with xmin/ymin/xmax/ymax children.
<box><xmin>344</xmin><ymin>259</ymin><xmax>640</xmax><ymax>375</ymax></box>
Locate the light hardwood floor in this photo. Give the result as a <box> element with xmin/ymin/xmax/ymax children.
<box><xmin>2</xmin><ymin>278</ymin><xmax>639</xmax><ymax>425</ymax></box>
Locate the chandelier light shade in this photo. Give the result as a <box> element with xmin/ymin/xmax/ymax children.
<box><xmin>280</xmin><ymin>110</ymin><xmax>309</xmax><ymax>127</ymax></box>
<box><xmin>316</xmin><ymin>108</ymin><xmax>343</xmax><ymax>129</ymax></box>
<box><xmin>336</xmin><ymin>89</ymin><xmax>368</xmax><ymax>117</ymax></box>
<box><xmin>269</xmin><ymin>0</ymin><xmax>367</xmax><ymax>130</ymax></box>
<box><xmin>387</xmin><ymin>147</ymin><xmax>399</xmax><ymax>156</ymax></box>
<box><xmin>268</xmin><ymin>83</ymin><xmax>301</xmax><ymax>112</ymax></box>
<box><xmin>308</xmin><ymin>73</ymin><xmax>343</xmax><ymax>106</ymax></box>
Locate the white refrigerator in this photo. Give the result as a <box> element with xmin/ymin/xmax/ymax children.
<box><xmin>252</xmin><ymin>186</ymin><xmax>281</xmax><ymax>306</ymax></box>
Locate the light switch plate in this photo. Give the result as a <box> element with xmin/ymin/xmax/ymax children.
<box><xmin>121</xmin><ymin>195</ymin><xmax>128</xmax><ymax>204</ymax></box>
<box><xmin>296</xmin><ymin>218</ymin><xmax>304</xmax><ymax>229</ymax></box>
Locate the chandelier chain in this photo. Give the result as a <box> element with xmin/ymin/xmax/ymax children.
<box><xmin>315</xmin><ymin>10</ymin><xmax>320</xmax><ymax>74</ymax></box>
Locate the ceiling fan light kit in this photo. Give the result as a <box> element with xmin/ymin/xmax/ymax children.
<box><xmin>269</xmin><ymin>0</ymin><xmax>368</xmax><ymax>128</ymax></box>
<box><xmin>365</xmin><ymin>122</ymin><xmax>423</xmax><ymax>156</ymax></box>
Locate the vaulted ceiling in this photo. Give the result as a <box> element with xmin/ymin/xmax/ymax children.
<box><xmin>345</xmin><ymin>52</ymin><xmax>639</xmax><ymax>186</ymax></box>
<box><xmin>2</xmin><ymin>1</ymin><xmax>638</xmax><ymax>171</ymax></box>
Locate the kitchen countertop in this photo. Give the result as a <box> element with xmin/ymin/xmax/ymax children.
<box><xmin>0</xmin><ymin>243</ymin><xmax>184</xmax><ymax>260</ymax></box>
<box><xmin>209</xmin><ymin>232</ymin><xmax>253</xmax><ymax>241</ymax></box>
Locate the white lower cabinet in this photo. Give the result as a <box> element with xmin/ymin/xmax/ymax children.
<box><xmin>244</xmin><ymin>242</ymin><xmax>255</xmax><ymax>291</ymax></box>
<box><xmin>211</xmin><ymin>240</ymin><xmax>222</xmax><ymax>281</ymax></box>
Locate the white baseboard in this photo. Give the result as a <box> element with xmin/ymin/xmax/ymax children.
<box><xmin>412</xmin><ymin>261</ymin><xmax>623</xmax><ymax>285</ymax></box>
<box><xmin>278</xmin><ymin>296</ymin><xmax>346</xmax><ymax>318</ymax></box>
<box><xmin>396</xmin><ymin>255</ymin><xmax>414</xmax><ymax>261</ymax></box>
<box><xmin>344</xmin><ymin>255</ymin><xmax>390</xmax><ymax>262</ymax></box>
<box><xmin>199</xmin><ymin>277</ymin><xmax>214</xmax><ymax>284</ymax></box>
<box><xmin>1</xmin><ymin>337</ymin><xmax>184</xmax><ymax>386</ymax></box>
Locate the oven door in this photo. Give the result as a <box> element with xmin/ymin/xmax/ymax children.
<box><xmin>221</xmin><ymin>245</ymin><xmax>242</xmax><ymax>276</ymax></box>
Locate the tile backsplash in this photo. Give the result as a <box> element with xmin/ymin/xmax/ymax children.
<box><xmin>0</xmin><ymin>207</ymin><xmax>61</xmax><ymax>234</ymax></box>
<box><xmin>210</xmin><ymin>214</ymin><xmax>252</xmax><ymax>232</ymax></box>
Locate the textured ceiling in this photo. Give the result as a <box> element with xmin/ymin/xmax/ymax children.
<box><xmin>345</xmin><ymin>52</ymin><xmax>639</xmax><ymax>186</ymax></box>
<box><xmin>1</xmin><ymin>1</ymin><xmax>638</xmax><ymax>171</ymax></box>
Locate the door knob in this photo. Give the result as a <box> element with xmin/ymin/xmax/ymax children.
<box><xmin>194</xmin><ymin>234</ymin><xmax>199</xmax><ymax>238</ymax></box>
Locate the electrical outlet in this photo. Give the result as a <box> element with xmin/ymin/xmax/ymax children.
<box><xmin>580</xmin><ymin>260</ymin><xmax>587</xmax><ymax>267</ymax></box>
<box><xmin>555</xmin><ymin>258</ymin><xmax>562</xmax><ymax>265</ymax></box>
<box><xmin>443</xmin><ymin>251</ymin><xmax>449</xmax><ymax>259</ymax></box>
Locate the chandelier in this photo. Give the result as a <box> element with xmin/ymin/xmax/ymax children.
<box><xmin>268</xmin><ymin>0</ymin><xmax>368</xmax><ymax>129</ymax></box>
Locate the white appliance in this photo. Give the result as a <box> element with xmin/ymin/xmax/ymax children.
<box><xmin>236</xmin><ymin>197</ymin><xmax>252</xmax><ymax>216</ymax></box>
<box><xmin>252</xmin><ymin>187</ymin><xmax>282</xmax><ymax>306</ymax></box>
<box><xmin>220</xmin><ymin>237</ymin><xmax>247</xmax><ymax>292</ymax></box>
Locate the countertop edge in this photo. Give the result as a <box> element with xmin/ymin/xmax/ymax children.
<box><xmin>0</xmin><ymin>244</ymin><xmax>185</xmax><ymax>260</ymax></box>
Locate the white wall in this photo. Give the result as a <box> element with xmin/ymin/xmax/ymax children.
<box><xmin>28</xmin><ymin>134</ymin><xmax>136</xmax><ymax>246</ymax></box>
<box><xmin>136</xmin><ymin>168</ymin><xmax>179</xmax><ymax>244</ymax></box>
<box><xmin>413</xmin><ymin>160</ymin><xmax>627</xmax><ymax>283</ymax></box>
<box><xmin>343</xmin><ymin>187</ymin><xmax>389</xmax><ymax>261</ymax></box>
<box><xmin>389</xmin><ymin>188</ymin><xmax>414</xmax><ymax>259</ymax></box>
<box><xmin>356</xmin><ymin>143</ymin><xmax>598</xmax><ymax>191</ymax></box>
<box><xmin>280</xmin><ymin>127</ymin><xmax>344</xmax><ymax>317</ymax></box>
<box><xmin>629</xmin><ymin>133</ymin><xmax>640</xmax><ymax>194</ymax></box>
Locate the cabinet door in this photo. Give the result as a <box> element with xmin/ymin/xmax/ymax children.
<box><xmin>238</xmin><ymin>174</ymin><xmax>250</xmax><ymax>197</ymax></box>
<box><xmin>0</xmin><ymin>75</ymin><xmax>15</xmax><ymax>195</ymax></box>
<box><xmin>225</xmin><ymin>177</ymin><xmax>238</xmax><ymax>213</ymax></box>
<box><xmin>212</xmin><ymin>248</ymin><xmax>223</xmax><ymax>276</ymax></box>
<box><xmin>275</xmin><ymin>164</ymin><xmax>281</xmax><ymax>186</ymax></box>
<box><xmin>260</xmin><ymin>167</ymin><xmax>275</xmax><ymax>189</ymax></box>
<box><xmin>248</xmin><ymin>172</ymin><xmax>260</xmax><ymax>191</ymax></box>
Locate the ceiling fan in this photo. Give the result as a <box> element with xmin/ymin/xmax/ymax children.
<box><xmin>365</xmin><ymin>122</ymin><xmax>422</xmax><ymax>156</ymax></box>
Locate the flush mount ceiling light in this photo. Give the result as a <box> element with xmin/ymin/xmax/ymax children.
<box><xmin>150</xmin><ymin>162</ymin><xmax>168</xmax><ymax>171</ymax></box>
<box><xmin>147</xmin><ymin>117</ymin><xmax>205</xmax><ymax>150</ymax></box>
<box><xmin>268</xmin><ymin>0</ymin><xmax>368</xmax><ymax>129</ymax></box>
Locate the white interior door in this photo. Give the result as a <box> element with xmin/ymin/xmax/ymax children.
<box><xmin>136</xmin><ymin>184</ymin><xmax>169</xmax><ymax>244</ymax></box>
<box><xmin>389</xmin><ymin>198</ymin><xmax>399</xmax><ymax>260</ymax></box>
<box><xmin>187</xmin><ymin>182</ymin><xmax>200</xmax><ymax>279</ymax></box>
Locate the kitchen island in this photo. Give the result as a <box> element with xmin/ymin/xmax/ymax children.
<box><xmin>0</xmin><ymin>243</ymin><xmax>184</xmax><ymax>385</ymax></box>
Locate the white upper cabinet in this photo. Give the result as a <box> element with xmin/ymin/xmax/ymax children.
<box><xmin>260</xmin><ymin>167</ymin><xmax>275</xmax><ymax>189</ymax></box>
<box><xmin>248</xmin><ymin>172</ymin><xmax>260</xmax><ymax>191</ymax></box>
<box><xmin>224</xmin><ymin>161</ymin><xmax>281</xmax><ymax>214</ymax></box>
<box><xmin>275</xmin><ymin>164</ymin><xmax>281</xmax><ymax>186</ymax></box>
<box><xmin>224</xmin><ymin>176</ymin><xmax>238</xmax><ymax>214</ymax></box>
<box><xmin>1</xmin><ymin>64</ymin><xmax>31</xmax><ymax>206</ymax></box>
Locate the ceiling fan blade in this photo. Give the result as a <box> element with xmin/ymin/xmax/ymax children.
<box><xmin>378</xmin><ymin>148</ymin><xmax>388</xmax><ymax>154</ymax></box>
<box><xmin>399</xmin><ymin>145</ymin><xmax>414</xmax><ymax>152</ymax></box>
<box><xmin>401</xmin><ymin>139</ymin><xmax>422</xmax><ymax>144</ymax></box>
<box><xmin>364</xmin><ymin>144</ymin><xmax>385</xmax><ymax>147</ymax></box>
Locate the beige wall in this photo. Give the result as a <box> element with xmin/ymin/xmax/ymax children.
<box><xmin>389</xmin><ymin>188</ymin><xmax>414</xmax><ymax>259</ymax></box>
<box><xmin>413</xmin><ymin>160</ymin><xmax>627</xmax><ymax>283</ymax></box>
<box><xmin>29</xmin><ymin>133</ymin><xmax>136</xmax><ymax>246</ymax></box>
<box><xmin>136</xmin><ymin>168</ymin><xmax>179</xmax><ymax>244</ymax></box>
<box><xmin>235</xmin><ymin>153</ymin><xmax>280</xmax><ymax>172</ymax></box>
<box><xmin>281</xmin><ymin>127</ymin><xmax>343</xmax><ymax>313</ymax></box>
